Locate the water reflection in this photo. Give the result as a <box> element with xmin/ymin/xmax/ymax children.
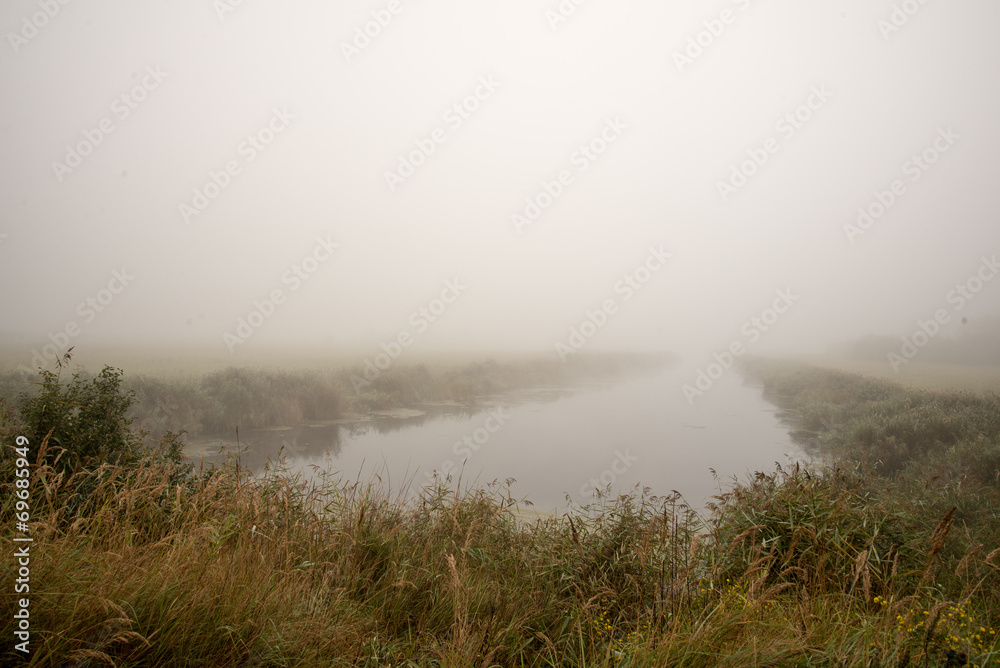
<box><xmin>190</xmin><ymin>370</ymin><xmax>802</xmax><ymax>513</ymax></box>
<box><xmin>202</xmin><ymin>403</ymin><xmax>529</xmax><ymax>471</ymax></box>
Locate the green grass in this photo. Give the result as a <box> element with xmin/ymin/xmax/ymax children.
<box><xmin>1</xmin><ymin>357</ymin><xmax>999</xmax><ymax>666</ymax></box>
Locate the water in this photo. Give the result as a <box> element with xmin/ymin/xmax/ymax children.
<box><xmin>195</xmin><ymin>366</ymin><xmax>802</xmax><ymax>513</ymax></box>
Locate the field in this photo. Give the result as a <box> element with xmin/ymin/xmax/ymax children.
<box><xmin>798</xmin><ymin>355</ymin><xmax>1000</xmax><ymax>394</ymax></box>
<box><xmin>1</xmin><ymin>355</ymin><xmax>999</xmax><ymax>666</ymax></box>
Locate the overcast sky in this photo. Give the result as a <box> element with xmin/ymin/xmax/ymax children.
<box><xmin>2</xmin><ymin>0</ymin><xmax>998</xmax><ymax>369</ymax></box>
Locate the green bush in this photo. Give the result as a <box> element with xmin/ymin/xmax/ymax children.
<box><xmin>18</xmin><ymin>363</ymin><xmax>140</xmax><ymax>473</ymax></box>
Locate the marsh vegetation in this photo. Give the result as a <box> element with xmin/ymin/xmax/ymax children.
<box><xmin>1</xmin><ymin>355</ymin><xmax>998</xmax><ymax>666</ymax></box>
<box><xmin>0</xmin><ymin>352</ymin><xmax>675</xmax><ymax>441</ymax></box>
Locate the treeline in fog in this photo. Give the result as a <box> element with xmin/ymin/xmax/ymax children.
<box><xmin>0</xmin><ymin>352</ymin><xmax>675</xmax><ymax>443</ymax></box>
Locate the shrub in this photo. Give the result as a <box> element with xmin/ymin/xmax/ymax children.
<box><xmin>18</xmin><ymin>362</ymin><xmax>140</xmax><ymax>473</ymax></box>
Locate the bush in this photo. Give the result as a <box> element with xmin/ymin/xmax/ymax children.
<box><xmin>199</xmin><ymin>367</ymin><xmax>343</xmax><ymax>433</ymax></box>
<box><xmin>18</xmin><ymin>363</ymin><xmax>140</xmax><ymax>473</ymax></box>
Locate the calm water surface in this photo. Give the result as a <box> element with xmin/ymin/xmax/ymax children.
<box><xmin>197</xmin><ymin>367</ymin><xmax>802</xmax><ymax>513</ymax></box>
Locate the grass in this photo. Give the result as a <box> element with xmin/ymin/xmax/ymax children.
<box><xmin>797</xmin><ymin>356</ymin><xmax>1000</xmax><ymax>395</ymax></box>
<box><xmin>1</xmin><ymin>356</ymin><xmax>999</xmax><ymax>666</ymax></box>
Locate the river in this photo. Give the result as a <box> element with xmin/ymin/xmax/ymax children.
<box><xmin>189</xmin><ymin>365</ymin><xmax>802</xmax><ymax>514</ymax></box>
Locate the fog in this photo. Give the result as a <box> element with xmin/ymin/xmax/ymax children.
<box><xmin>2</xmin><ymin>0</ymin><xmax>999</xmax><ymax>369</ymax></box>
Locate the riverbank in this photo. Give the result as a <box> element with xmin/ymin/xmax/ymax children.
<box><xmin>0</xmin><ymin>351</ymin><xmax>678</xmax><ymax>447</ymax></box>
<box><xmin>184</xmin><ymin>359</ymin><xmax>798</xmax><ymax>514</ymax></box>
<box><xmin>796</xmin><ymin>355</ymin><xmax>1000</xmax><ymax>394</ymax></box>
<box><xmin>1</xmin><ymin>357</ymin><xmax>998</xmax><ymax>665</ymax></box>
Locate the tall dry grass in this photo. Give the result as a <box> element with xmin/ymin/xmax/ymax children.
<box><xmin>2</xmin><ymin>446</ymin><xmax>997</xmax><ymax>665</ymax></box>
<box><xmin>0</xmin><ymin>357</ymin><xmax>998</xmax><ymax>666</ymax></box>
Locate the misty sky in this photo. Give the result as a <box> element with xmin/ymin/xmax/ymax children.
<box><xmin>2</xmin><ymin>0</ymin><xmax>999</xmax><ymax>367</ymax></box>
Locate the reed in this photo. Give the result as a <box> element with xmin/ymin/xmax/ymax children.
<box><xmin>0</xmin><ymin>357</ymin><xmax>997</xmax><ymax>666</ymax></box>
